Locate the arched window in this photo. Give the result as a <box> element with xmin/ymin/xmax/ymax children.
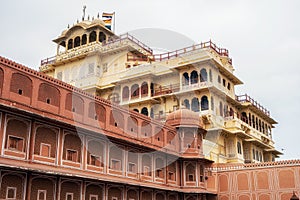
<box><xmin>201</xmin><ymin>96</ymin><xmax>209</xmax><ymax>111</ymax></box>
<box><xmin>230</xmin><ymin>108</ymin><xmax>234</xmax><ymax>117</ymax></box>
<box><xmin>59</xmin><ymin>41</ymin><xmax>66</xmax><ymax>52</ymax></box>
<box><xmin>141</xmin><ymin>82</ymin><xmax>148</xmax><ymax>96</ymax></box>
<box><xmin>190</xmin><ymin>71</ymin><xmax>198</xmax><ymax>84</ymax></box>
<box><xmin>259</xmin><ymin>119</ymin><xmax>262</xmax><ymax>132</ymax></box>
<box><xmin>133</xmin><ymin>109</ymin><xmax>139</xmax><ymax>113</ymax></box>
<box><xmin>237</xmin><ymin>141</ymin><xmax>242</xmax><ymax>154</ymax></box>
<box><xmin>150</xmin><ymin>83</ymin><xmax>154</xmax><ymax>96</ymax></box>
<box><xmin>122</xmin><ymin>86</ymin><xmax>129</xmax><ymax>100</ymax></box>
<box><xmin>82</xmin><ymin>34</ymin><xmax>87</xmax><ymax>45</ymax></box>
<box><xmin>209</xmin><ymin>69</ymin><xmax>213</xmax><ymax>82</ymax></box>
<box><xmin>141</xmin><ymin>107</ymin><xmax>148</xmax><ymax>116</ymax></box>
<box><xmin>185</xmin><ymin>163</ymin><xmax>196</xmax><ymax>182</ymax></box>
<box><xmin>218</xmin><ymin>75</ymin><xmax>221</xmax><ymax>83</ymax></box>
<box><xmin>38</xmin><ymin>83</ymin><xmax>60</xmax><ymax>107</ymax></box>
<box><xmin>219</xmin><ymin>102</ymin><xmax>223</xmax><ymax>117</ymax></box>
<box><xmin>155</xmin><ymin>158</ymin><xmax>165</xmax><ymax>178</ymax></box>
<box><xmin>224</xmin><ymin>105</ymin><xmax>228</xmax><ymax>117</ymax></box>
<box><xmin>74</xmin><ymin>36</ymin><xmax>81</xmax><ymax>48</ymax></box>
<box><xmin>67</xmin><ymin>39</ymin><xmax>73</xmax><ymax>50</ymax></box>
<box><xmin>191</xmin><ymin>97</ymin><xmax>199</xmax><ymax>112</ymax></box>
<box><xmin>252</xmin><ymin>115</ymin><xmax>255</xmax><ymax>128</ymax></box>
<box><xmin>183</xmin><ymin>99</ymin><xmax>190</xmax><ymax>109</ymax></box>
<box><xmin>241</xmin><ymin>112</ymin><xmax>248</xmax><ymax>124</ymax></box>
<box><xmin>99</xmin><ymin>32</ymin><xmax>106</xmax><ymax>42</ymax></box>
<box><xmin>255</xmin><ymin>117</ymin><xmax>258</xmax><ymax>130</ymax></box>
<box><xmin>131</xmin><ymin>84</ymin><xmax>139</xmax><ymax>98</ymax></box>
<box><xmin>211</xmin><ymin>96</ymin><xmax>214</xmax><ymax>111</ymax></box>
<box><xmin>182</xmin><ymin>72</ymin><xmax>189</xmax><ymax>86</ymax></box>
<box><xmin>249</xmin><ymin>113</ymin><xmax>252</xmax><ymax>126</ymax></box>
<box><xmin>142</xmin><ymin>154</ymin><xmax>152</xmax><ymax>176</ymax></box>
<box><xmin>259</xmin><ymin>152</ymin><xmax>263</xmax><ymax>162</ymax></box>
<box><xmin>89</xmin><ymin>31</ymin><xmax>97</xmax><ymax>43</ymax></box>
<box><xmin>10</xmin><ymin>73</ymin><xmax>32</xmax><ymax>98</ymax></box>
<box><xmin>200</xmin><ymin>68</ymin><xmax>208</xmax><ymax>82</ymax></box>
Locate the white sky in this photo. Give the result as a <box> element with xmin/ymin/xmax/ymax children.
<box><xmin>0</xmin><ymin>0</ymin><xmax>299</xmax><ymax>160</ymax></box>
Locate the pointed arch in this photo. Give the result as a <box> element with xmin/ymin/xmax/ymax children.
<box><xmin>190</xmin><ymin>70</ymin><xmax>198</xmax><ymax>84</ymax></box>
<box><xmin>141</xmin><ymin>82</ymin><xmax>148</xmax><ymax>96</ymax></box>
<box><xmin>131</xmin><ymin>84</ymin><xmax>139</xmax><ymax>98</ymax></box>
<box><xmin>67</xmin><ymin>39</ymin><xmax>73</xmax><ymax>50</ymax></box>
<box><xmin>200</xmin><ymin>68</ymin><xmax>208</xmax><ymax>82</ymax></box>
<box><xmin>182</xmin><ymin>72</ymin><xmax>189</xmax><ymax>86</ymax></box>
<box><xmin>81</xmin><ymin>34</ymin><xmax>87</xmax><ymax>45</ymax></box>
<box><xmin>99</xmin><ymin>32</ymin><xmax>106</xmax><ymax>42</ymax></box>
<box><xmin>183</xmin><ymin>99</ymin><xmax>190</xmax><ymax>109</ymax></box>
<box><xmin>186</xmin><ymin>163</ymin><xmax>196</xmax><ymax>182</ymax></box>
<box><xmin>89</xmin><ymin>31</ymin><xmax>97</xmax><ymax>43</ymax></box>
<box><xmin>122</xmin><ymin>86</ymin><xmax>129</xmax><ymax>100</ymax></box>
<box><xmin>141</xmin><ymin>107</ymin><xmax>149</xmax><ymax>116</ymax></box>
<box><xmin>201</xmin><ymin>96</ymin><xmax>209</xmax><ymax>111</ymax></box>
<box><xmin>74</xmin><ymin>36</ymin><xmax>81</xmax><ymax>48</ymax></box>
<box><xmin>191</xmin><ymin>97</ymin><xmax>199</xmax><ymax>112</ymax></box>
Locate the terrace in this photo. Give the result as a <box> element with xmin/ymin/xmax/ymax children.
<box><xmin>236</xmin><ymin>94</ymin><xmax>270</xmax><ymax>117</ymax></box>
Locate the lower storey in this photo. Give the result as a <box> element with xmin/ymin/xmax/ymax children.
<box><xmin>0</xmin><ymin>168</ymin><xmax>216</xmax><ymax>200</ymax></box>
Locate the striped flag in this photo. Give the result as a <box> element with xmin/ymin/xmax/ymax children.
<box><xmin>102</xmin><ymin>12</ymin><xmax>114</xmax><ymax>19</ymax></box>
<box><xmin>103</xmin><ymin>18</ymin><xmax>112</xmax><ymax>24</ymax></box>
<box><xmin>103</xmin><ymin>18</ymin><xmax>112</xmax><ymax>30</ymax></box>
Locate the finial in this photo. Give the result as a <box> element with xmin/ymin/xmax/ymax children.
<box><xmin>88</xmin><ymin>15</ymin><xmax>90</xmax><ymax>20</ymax></box>
<box><xmin>67</xmin><ymin>24</ymin><xmax>70</xmax><ymax>28</ymax></box>
<box><xmin>97</xmin><ymin>13</ymin><xmax>100</xmax><ymax>18</ymax></box>
<box><xmin>92</xmin><ymin>16</ymin><xmax>94</xmax><ymax>20</ymax></box>
<box><xmin>82</xmin><ymin>5</ymin><xmax>87</xmax><ymax>21</ymax></box>
<box><xmin>77</xmin><ymin>19</ymin><xmax>79</xmax><ymax>23</ymax></box>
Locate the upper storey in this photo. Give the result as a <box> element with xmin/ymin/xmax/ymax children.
<box><xmin>40</xmin><ymin>18</ymin><xmax>153</xmax><ymax>73</ymax></box>
<box><xmin>53</xmin><ymin>19</ymin><xmax>115</xmax><ymax>53</ymax></box>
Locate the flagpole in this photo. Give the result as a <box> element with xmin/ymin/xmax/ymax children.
<box><xmin>113</xmin><ymin>12</ymin><xmax>116</xmax><ymax>33</ymax></box>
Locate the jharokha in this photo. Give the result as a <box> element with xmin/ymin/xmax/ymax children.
<box><xmin>0</xmin><ymin>14</ymin><xmax>299</xmax><ymax>200</ymax></box>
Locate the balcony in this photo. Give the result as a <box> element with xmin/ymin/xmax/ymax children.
<box><xmin>151</xmin><ymin>82</ymin><xmax>212</xmax><ymax>98</ymax></box>
<box><xmin>224</xmin><ymin>116</ymin><xmax>274</xmax><ymax>147</ymax></box>
<box><xmin>152</xmin><ymin>84</ymin><xmax>180</xmax><ymax>97</ymax></box>
<box><xmin>40</xmin><ymin>33</ymin><xmax>153</xmax><ymax>67</ymax></box>
<box><xmin>151</xmin><ymin>40</ymin><xmax>232</xmax><ymax>64</ymax></box>
<box><xmin>127</xmin><ymin>40</ymin><xmax>233</xmax><ymax>65</ymax></box>
<box><xmin>236</xmin><ymin>94</ymin><xmax>270</xmax><ymax>116</ymax></box>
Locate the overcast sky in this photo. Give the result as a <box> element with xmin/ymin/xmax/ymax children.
<box><xmin>0</xmin><ymin>0</ymin><xmax>299</xmax><ymax>160</ymax></box>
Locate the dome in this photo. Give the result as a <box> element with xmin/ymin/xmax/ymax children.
<box><xmin>166</xmin><ymin>107</ymin><xmax>203</xmax><ymax>127</ymax></box>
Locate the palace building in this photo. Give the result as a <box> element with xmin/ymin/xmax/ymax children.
<box><xmin>40</xmin><ymin>16</ymin><xmax>281</xmax><ymax>164</ymax></box>
<box><xmin>0</xmin><ymin>15</ymin><xmax>299</xmax><ymax>200</ymax></box>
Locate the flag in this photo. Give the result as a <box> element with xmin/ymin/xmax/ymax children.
<box><xmin>103</xmin><ymin>18</ymin><xmax>112</xmax><ymax>30</ymax></box>
<box><xmin>102</xmin><ymin>12</ymin><xmax>114</xmax><ymax>19</ymax></box>
<box><xmin>103</xmin><ymin>19</ymin><xmax>112</xmax><ymax>24</ymax></box>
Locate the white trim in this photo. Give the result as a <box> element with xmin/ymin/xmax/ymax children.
<box><xmin>34</xmin><ymin>123</ymin><xmax>59</xmax><ymax>164</ymax></box>
<box><xmin>40</xmin><ymin>143</ymin><xmax>51</xmax><ymax>157</ymax></box>
<box><xmin>6</xmin><ymin>187</ymin><xmax>17</xmax><ymax>199</ymax></box>
<box><xmin>89</xmin><ymin>154</ymin><xmax>101</xmax><ymax>166</ymax></box>
<box><xmin>89</xmin><ymin>194</ymin><xmax>98</xmax><ymax>200</ymax></box>
<box><xmin>37</xmin><ymin>190</ymin><xmax>47</xmax><ymax>200</ymax></box>
<box><xmin>7</xmin><ymin>135</ymin><xmax>24</xmax><ymax>152</ymax></box>
<box><xmin>127</xmin><ymin>162</ymin><xmax>136</xmax><ymax>173</ymax></box>
<box><xmin>187</xmin><ymin>173</ymin><xmax>195</xmax><ymax>182</ymax></box>
<box><xmin>66</xmin><ymin>192</ymin><xmax>74</xmax><ymax>200</ymax></box>
<box><xmin>143</xmin><ymin>166</ymin><xmax>150</xmax><ymax>176</ymax></box>
<box><xmin>110</xmin><ymin>158</ymin><xmax>121</xmax><ymax>171</ymax></box>
<box><xmin>66</xmin><ymin>149</ymin><xmax>78</xmax><ymax>162</ymax></box>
